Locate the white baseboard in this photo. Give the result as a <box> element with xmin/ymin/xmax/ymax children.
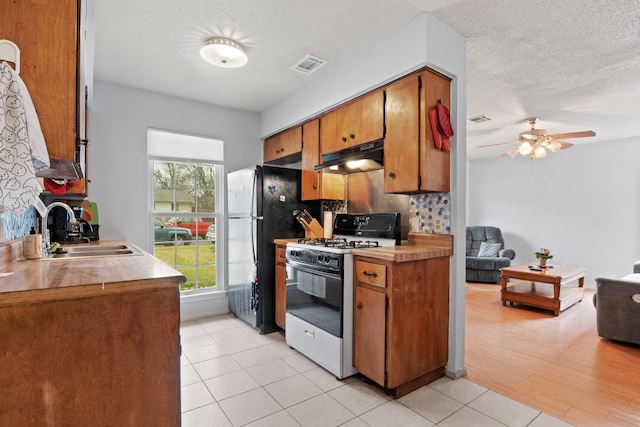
<box><xmin>180</xmin><ymin>290</ymin><xmax>229</xmax><ymax>321</ymax></box>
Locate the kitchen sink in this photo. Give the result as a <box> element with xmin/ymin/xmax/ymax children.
<box><xmin>43</xmin><ymin>244</ymin><xmax>144</xmax><ymax>260</ymax></box>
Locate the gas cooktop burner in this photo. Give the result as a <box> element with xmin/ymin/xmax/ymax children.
<box><xmin>296</xmin><ymin>237</ymin><xmax>380</xmax><ymax>249</ymax></box>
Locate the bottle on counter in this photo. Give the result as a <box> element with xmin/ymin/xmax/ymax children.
<box><xmin>23</xmin><ymin>227</ymin><xmax>42</xmax><ymax>259</ymax></box>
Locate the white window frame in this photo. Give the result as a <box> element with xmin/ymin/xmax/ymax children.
<box><xmin>146</xmin><ymin>129</ymin><xmax>226</xmax><ymax>299</ymax></box>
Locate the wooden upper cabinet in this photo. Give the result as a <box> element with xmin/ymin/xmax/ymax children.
<box><xmin>384</xmin><ymin>74</ymin><xmax>420</xmax><ymax>193</ymax></box>
<box><xmin>320</xmin><ymin>90</ymin><xmax>384</xmax><ymax>155</ymax></box>
<box><xmin>419</xmin><ymin>69</ymin><xmax>451</xmax><ymax>193</ymax></box>
<box><xmin>384</xmin><ymin>70</ymin><xmax>451</xmax><ymax>194</ymax></box>
<box><xmin>301</xmin><ymin>119</ymin><xmax>345</xmax><ymax>201</ymax></box>
<box><xmin>2</xmin><ymin>0</ymin><xmax>78</xmax><ymax>162</ymax></box>
<box><xmin>264</xmin><ymin>126</ymin><xmax>302</xmax><ymax>163</ymax></box>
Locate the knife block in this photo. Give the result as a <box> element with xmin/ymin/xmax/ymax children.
<box><xmin>306</xmin><ymin>219</ymin><xmax>325</xmax><ymax>239</ymax></box>
<box><xmin>301</xmin><ymin>219</ymin><xmax>324</xmax><ymax>239</ymax></box>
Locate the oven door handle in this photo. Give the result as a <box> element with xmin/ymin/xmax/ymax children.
<box><xmin>286</xmin><ymin>259</ymin><xmax>341</xmax><ymax>277</ymax></box>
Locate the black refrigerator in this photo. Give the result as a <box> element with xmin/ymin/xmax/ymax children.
<box><xmin>227</xmin><ymin>165</ymin><xmax>320</xmax><ymax>334</ymax></box>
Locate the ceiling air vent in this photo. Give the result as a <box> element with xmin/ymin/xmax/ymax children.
<box><xmin>290</xmin><ymin>54</ymin><xmax>328</xmax><ymax>75</ymax></box>
<box><xmin>468</xmin><ymin>115</ymin><xmax>492</xmax><ymax>123</ymax></box>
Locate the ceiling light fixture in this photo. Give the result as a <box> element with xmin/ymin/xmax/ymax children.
<box><xmin>510</xmin><ymin>136</ymin><xmax>559</xmax><ymax>160</ymax></box>
<box><xmin>200</xmin><ymin>37</ymin><xmax>248</xmax><ymax>68</ymax></box>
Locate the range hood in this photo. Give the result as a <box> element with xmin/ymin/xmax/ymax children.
<box><xmin>36</xmin><ymin>158</ymin><xmax>84</xmax><ymax>181</ymax></box>
<box><xmin>315</xmin><ymin>139</ymin><xmax>384</xmax><ymax>174</ymax></box>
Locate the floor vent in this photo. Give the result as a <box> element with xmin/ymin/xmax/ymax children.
<box><xmin>290</xmin><ymin>54</ymin><xmax>328</xmax><ymax>75</ymax></box>
<box><xmin>468</xmin><ymin>115</ymin><xmax>492</xmax><ymax>123</ymax></box>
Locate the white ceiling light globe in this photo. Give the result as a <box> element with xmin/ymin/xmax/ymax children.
<box><xmin>200</xmin><ymin>38</ymin><xmax>248</xmax><ymax>68</ymax></box>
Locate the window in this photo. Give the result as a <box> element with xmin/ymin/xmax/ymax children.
<box><xmin>147</xmin><ymin>129</ymin><xmax>223</xmax><ymax>293</ymax></box>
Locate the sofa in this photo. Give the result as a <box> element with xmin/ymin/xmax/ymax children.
<box><xmin>593</xmin><ymin>261</ymin><xmax>640</xmax><ymax>346</ymax></box>
<box><xmin>466</xmin><ymin>226</ymin><xmax>516</xmax><ymax>283</ymax></box>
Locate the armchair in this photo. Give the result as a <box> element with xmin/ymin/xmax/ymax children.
<box><xmin>466</xmin><ymin>226</ymin><xmax>516</xmax><ymax>283</ymax></box>
<box><xmin>594</xmin><ymin>261</ymin><xmax>640</xmax><ymax>345</ymax></box>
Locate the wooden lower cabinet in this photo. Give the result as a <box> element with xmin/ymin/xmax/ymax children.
<box><xmin>0</xmin><ymin>281</ymin><xmax>181</xmax><ymax>426</ymax></box>
<box><xmin>275</xmin><ymin>243</ymin><xmax>287</xmax><ymax>329</ymax></box>
<box><xmin>353</xmin><ymin>255</ymin><xmax>450</xmax><ymax>397</ymax></box>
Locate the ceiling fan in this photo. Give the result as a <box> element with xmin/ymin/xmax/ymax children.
<box><xmin>479</xmin><ymin>117</ymin><xmax>596</xmax><ymax>159</ymax></box>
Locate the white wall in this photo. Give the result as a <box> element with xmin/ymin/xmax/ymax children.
<box><xmin>89</xmin><ymin>82</ymin><xmax>261</xmax><ymax>251</ymax></box>
<box><xmin>468</xmin><ymin>137</ymin><xmax>640</xmax><ymax>286</ymax></box>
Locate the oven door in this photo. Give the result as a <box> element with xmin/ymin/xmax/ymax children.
<box><xmin>286</xmin><ymin>259</ymin><xmax>344</xmax><ymax>337</ymax></box>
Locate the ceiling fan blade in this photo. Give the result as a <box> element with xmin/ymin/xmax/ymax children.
<box><xmin>556</xmin><ymin>140</ymin><xmax>574</xmax><ymax>149</ymax></box>
<box><xmin>477</xmin><ymin>141</ymin><xmax>518</xmax><ymax>148</ymax></box>
<box><xmin>547</xmin><ymin>131</ymin><xmax>595</xmax><ymax>139</ymax></box>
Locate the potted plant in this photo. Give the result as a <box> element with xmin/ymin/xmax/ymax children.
<box><xmin>535</xmin><ymin>248</ymin><xmax>553</xmax><ymax>267</ymax></box>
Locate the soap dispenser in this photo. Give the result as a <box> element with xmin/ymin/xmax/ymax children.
<box><xmin>23</xmin><ymin>227</ymin><xmax>42</xmax><ymax>259</ymax></box>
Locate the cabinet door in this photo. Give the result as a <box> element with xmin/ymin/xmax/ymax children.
<box><xmin>353</xmin><ymin>285</ymin><xmax>386</xmax><ymax>386</ymax></box>
<box><xmin>418</xmin><ymin>69</ymin><xmax>451</xmax><ymax>192</ymax></box>
<box><xmin>264</xmin><ymin>126</ymin><xmax>302</xmax><ymax>163</ymax></box>
<box><xmin>301</xmin><ymin>120</ymin><xmax>321</xmax><ymax>200</ymax></box>
<box><xmin>275</xmin><ymin>245</ymin><xmax>287</xmax><ymax>329</ymax></box>
<box><xmin>336</xmin><ymin>90</ymin><xmax>384</xmax><ymax>149</ymax></box>
<box><xmin>351</xmin><ymin>90</ymin><xmax>384</xmax><ymax>147</ymax></box>
<box><xmin>319</xmin><ymin>109</ymin><xmax>341</xmax><ymax>155</ymax></box>
<box><xmin>320</xmin><ymin>90</ymin><xmax>384</xmax><ymax>155</ymax></box>
<box><xmin>302</xmin><ymin>119</ymin><xmax>345</xmax><ymax>201</ymax></box>
<box><xmin>384</xmin><ymin>74</ymin><xmax>420</xmax><ymax>193</ymax></box>
<box><xmin>275</xmin><ymin>264</ymin><xmax>287</xmax><ymax>329</ymax></box>
<box><xmin>2</xmin><ymin>0</ymin><xmax>78</xmax><ymax>161</ymax></box>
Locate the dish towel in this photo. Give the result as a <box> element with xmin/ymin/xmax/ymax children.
<box><xmin>0</xmin><ymin>61</ymin><xmax>49</xmax><ymax>214</ymax></box>
<box><xmin>250</xmin><ymin>264</ymin><xmax>259</xmax><ymax>313</ymax></box>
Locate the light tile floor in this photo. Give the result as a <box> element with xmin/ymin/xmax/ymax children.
<box><xmin>180</xmin><ymin>314</ymin><xmax>573</xmax><ymax>427</ymax></box>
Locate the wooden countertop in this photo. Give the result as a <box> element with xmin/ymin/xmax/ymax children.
<box><xmin>274</xmin><ymin>238</ymin><xmax>299</xmax><ymax>246</ymax></box>
<box><xmin>352</xmin><ymin>245</ymin><xmax>453</xmax><ymax>262</ymax></box>
<box><xmin>352</xmin><ymin>232</ymin><xmax>454</xmax><ymax>263</ymax></box>
<box><xmin>0</xmin><ymin>240</ymin><xmax>185</xmax><ymax>306</ymax></box>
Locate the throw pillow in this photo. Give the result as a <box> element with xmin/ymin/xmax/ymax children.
<box><xmin>477</xmin><ymin>242</ymin><xmax>501</xmax><ymax>257</ymax></box>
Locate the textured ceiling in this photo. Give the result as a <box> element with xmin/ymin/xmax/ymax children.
<box><xmin>94</xmin><ymin>0</ymin><xmax>640</xmax><ymax>159</ymax></box>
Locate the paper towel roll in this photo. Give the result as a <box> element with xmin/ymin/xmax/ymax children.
<box><xmin>323</xmin><ymin>211</ymin><xmax>333</xmax><ymax>239</ymax></box>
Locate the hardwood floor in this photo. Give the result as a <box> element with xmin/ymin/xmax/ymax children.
<box><xmin>465</xmin><ymin>283</ymin><xmax>640</xmax><ymax>427</ymax></box>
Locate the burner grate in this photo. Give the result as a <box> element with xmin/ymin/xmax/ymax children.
<box><xmin>296</xmin><ymin>238</ymin><xmax>380</xmax><ymax>249</ymax></box>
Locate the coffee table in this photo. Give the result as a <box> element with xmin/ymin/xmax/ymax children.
<box><xmin>500</xmin><ymin>264</ymin><xmax>586</xmax><ymax>316</ymax></box>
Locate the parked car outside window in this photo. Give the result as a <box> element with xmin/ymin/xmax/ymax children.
<box><xmin>205</xmin><ymin>224</ymin><xmax>216</xmax><ymax>242</ymax></box>
<box><xmin>164</xmin><ymin>217</ymin><xmax>213</xmax><ymax>238</ymax></box>
<box><xmin>154</xmin><ymin>219</ymin><xmax>192</xmax><ymax>245</ymax></box>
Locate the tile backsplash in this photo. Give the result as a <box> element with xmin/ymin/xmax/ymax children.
<box><xmin>0</xmin><ymin>207</ymin><xmax>36</xmax><ymax>242</ymax></box>
<box><xmin>409</xmin><ymin>193</ymin><xmax>451</xmax><ymax>234</ymax></box>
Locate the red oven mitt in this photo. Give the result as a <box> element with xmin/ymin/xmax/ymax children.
<box><xmin>429</xmin><ymin>109</ymin><xmax>443</xmax><ymax>150</ymax></box>
<box><xmin>436</xmin><ymin>100</ymin><xmax>454</xmax><ymax>137</ymax></box>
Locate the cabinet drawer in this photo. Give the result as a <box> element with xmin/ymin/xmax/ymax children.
<box><xmin>276</xmin><ymin>245</ymin><xmax>286</xmax><ymax>265</ymax></box>
<box><xmin>355</xmin><ymin>261</ymin><xmax>386</xmax><ymax>288</ymax></box>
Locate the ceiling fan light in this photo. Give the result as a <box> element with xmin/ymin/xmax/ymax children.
<box><xmin>518</xmin><ymin>142</ymin><xmax>532</xmax><ymax>155</ymax></box>
<box><xmin>547</xmin><ymin>140</ymin><xmax>562</xmax><ymax>153</ymax></box>
<box><xmin>533</xmin><ymin>145</ymin><xmax>547</xmax><ymax>159</ymax></box>
<box><xmin>200</xmin><ymin>37</ymin><xmax>248</xmax><ymax>68</ymax></box>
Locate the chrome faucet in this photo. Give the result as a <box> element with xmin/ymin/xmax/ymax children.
<box><xmin>41</xmin><ymin>202</ymin><xmax>79</xmax><ymax>252</ymax></box>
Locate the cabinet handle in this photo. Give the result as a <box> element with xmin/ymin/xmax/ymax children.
<box><xmin>356</xmin><ymin>303</ymin><xmax>363</xmax><ymax>310</ymax></box>
<box><xmin>349</xmin><ymin>133</ymin><xmax>355</xmax><ymax>139</ymax></box>
<box><xmin>312</xmin><ymin>183</ymin><xmax>317</xmax><ymax>189</ymax></box>
<box><xmin>341</xmin><ymin>136</ymin><xmax>347</xmax><ymax>142</ymax></box>
<box><xmin>363</xmin><ymin>271</ymin><xmax>378</xmax><ymax>278</ymax></box>
<box><xmin>388</xmin><ymin>171</ymin><xmax>396</xmax><ymax>179</ymax></box>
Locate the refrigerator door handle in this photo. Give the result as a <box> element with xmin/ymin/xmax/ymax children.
<box><xmin>251</xmin><ymin>171</ymin><xmax>258</xmax><ymax>264</ymax></box>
